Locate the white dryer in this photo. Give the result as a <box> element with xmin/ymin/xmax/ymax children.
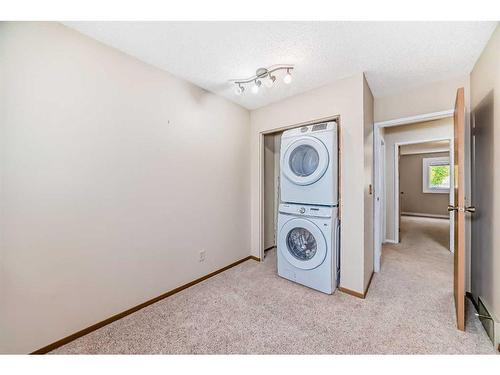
<box><xmin>280</xmin><ymin>121</ymin><xmax>338</xmax><ymax>206</ymax></box>
<box><xmin>277</xmin><ymin>203</ymin><xmax>339</xmax><ymax>294</ymax></box>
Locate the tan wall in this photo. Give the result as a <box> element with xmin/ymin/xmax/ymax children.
<box><xmin>400</xmin><ymin>141</ymin><xmax>449</xmax><ymax>155</ymax></box>
<box><xmin>383</xmin><ymin>119</ymin><xmax>453</xmax><ymax>242</ymax></box>
<box><xmin>400</xmin><ymin>152</ymin><xmax>450</xmax><ymax>217</ymax></box>
<box><xmin>363</xmin><ymin>76</ymin><xmax>374</xmax><ymax>289</ymax></box>
<box><xmin>0</xmin><ymin>22</ymin><xmax>251</xmax><ymax>353</ymax></box>
<box><xmin>374</xmin><ymin>76</ymin><xmax>469</xmax><ymax>122</ymax></box>
<box><xmin>470</xmin><ymin>25</ymin><xmax>500</xmax><ymax>326</ymax></box>
<box><xmin>250</xmin><ymin>73</ymin><xmax>372</xmax><ymax>294</ymax></box>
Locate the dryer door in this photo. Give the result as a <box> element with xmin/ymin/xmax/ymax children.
<box><xmin>279</xmin><ymin>218</ymin><xmax>327</xmax><ymax>270</ymax></box>
<box><xmin>282</xmin><ymin>137</ymin><xmax>329</xmax><ymax>186</ymax></box>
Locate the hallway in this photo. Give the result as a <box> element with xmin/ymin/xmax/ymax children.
<box><xmin>380</xmin><ymin>215</ymin><xmax>459</xmax><ymax>345</ymax></box>
<box><xmin>382</xmin><ymin>215</ymin><xmax>452</xmax><ymax>294</ymax></box>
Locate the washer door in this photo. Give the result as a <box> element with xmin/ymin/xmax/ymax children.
<box><xmin>279</xmin><ymin>218</ymin><xmax>327</xmax><ymax>270</ymax></box>
<box><xmin>282</xmin><ymin>137</ymin><xmax>329</xmax><ymax>186</ymax></box>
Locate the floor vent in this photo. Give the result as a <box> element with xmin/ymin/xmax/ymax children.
<box><xmin>476</xmin><ymin>297</ymin><xmax>499</xmax><ymax>350</ymax></box>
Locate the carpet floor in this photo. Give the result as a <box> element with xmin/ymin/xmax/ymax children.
<box><xmin>52</xmin><ymin>216</ymin><xmax>496</xmax><ymax>354</ymax></box>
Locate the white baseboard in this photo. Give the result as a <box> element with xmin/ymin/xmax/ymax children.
<box><xmin>383</xmin><ymin>239</ymin><xmax>398</xmax><ymax>244</ymax></box>
<box><xmin>402</xmin><ymin>212</ymin><xmax>449</xmax><ymax>219</ymax></box>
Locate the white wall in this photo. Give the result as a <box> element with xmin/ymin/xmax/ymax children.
<box><xmin>383</xmin><ymin>118</ymin><xmax>453</xmax><ymax>242</ymax></box>
<box><xmin>470</xmin><ymin>24</ymin><xmax>500</xmax><ymax>330</ymax></box>
<box><xmin>0</xmin><ymin>22</ymin><xmax>251</xmax><ymax>354</ymax></box>
<box><xmin>250</xmin><ymin>73</ymin><xmax>373</xmax><ymax>294</ymax></box>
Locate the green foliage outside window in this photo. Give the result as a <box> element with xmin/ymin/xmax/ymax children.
<box><xmin>429</xmin><ymin>165</ymin><xmax>450</xmax><ymax>187</ymax></box>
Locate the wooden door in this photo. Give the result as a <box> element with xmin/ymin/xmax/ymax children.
<box><xmin>452</xmin><ymin>87</ymin><xmax>466</xmax><ymax>331</ymax></box>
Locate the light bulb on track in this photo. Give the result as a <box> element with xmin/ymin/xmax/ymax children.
<box><xmin>283</xmin><ymin>69</ymin><xmax>293</xmax><ymax>84</ymax></box>
<box><xmin>234</xmin><ymin>84</ymin><xmax>244</xmax><ymax>96</ymax></box>
<box><xmin>252</xmin><ymin>79</ymin><xmax>262</xmax><ymax>94</ymax></box>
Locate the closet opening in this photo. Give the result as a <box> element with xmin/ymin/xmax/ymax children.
<box><xmin>262</xmin><ymin>131</ymin><xmax>283</xmax><ymax>259</ymax></box>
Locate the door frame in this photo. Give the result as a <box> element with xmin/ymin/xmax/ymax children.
<box><xmin>393</xmin><ymin>136</ymin><xmax>454</xmax><ymax>246</ymax></box>
<box><xmin>373</xmin><ymin>132</ymin><xmax>386</xmax><ymax>272</ymax></box>
<box><xmin>373</xmin><ymin>109</ymin><xmax>454</xmax><ymax>272</ymax></box>
<box><xmin>258</xmin><ymin>115</ymin><xmax>340</xmax><ymax>261</ymax></box>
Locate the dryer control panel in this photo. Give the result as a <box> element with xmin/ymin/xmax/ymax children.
<box><xmin>282</xmin><ymin>120</ymin><xmax>337</xmax><ymax>138</ymax></box>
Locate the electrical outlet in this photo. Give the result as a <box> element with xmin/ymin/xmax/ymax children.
<box><xmin>199</xmin><ymin>250</ymin><xmax>206</xmax><ymax>262</ymax></box>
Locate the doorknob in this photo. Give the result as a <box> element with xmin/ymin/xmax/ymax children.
<box><xmin>448</xmin><ymin>205</ymin><xmax>476</xmax><ymax>213</ymax></box>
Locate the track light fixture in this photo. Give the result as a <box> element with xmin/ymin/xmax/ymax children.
<box><xmin>230</xmin><ymin>65</ymin><xmax>294</xmax><ymax>96</ymax></box>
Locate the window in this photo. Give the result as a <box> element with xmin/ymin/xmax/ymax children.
<box><xmin>422</xmin><ymin>157</ymin><xmax>450</xmax><ymax>193</ymax></box>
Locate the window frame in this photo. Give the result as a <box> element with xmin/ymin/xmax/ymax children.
<box><xmin>422</xmin><ymin>156</ymin><xmax>450</xmax><ymax>194</ymax></box>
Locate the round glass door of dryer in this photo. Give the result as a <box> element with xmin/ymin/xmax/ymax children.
<box><xmin>282</xmin><ymin>137</ymin><xmax>329</xmax><ymax>186</ymax></box>
<box><xmin>279</xmin><ymin>218</ymin><xmax>327</xmax><ymax>270</ymax></box>
<box><xmin>289</xmin><ymin>145</ymin><xmax>319</xmax><ymax>177</ymax></box>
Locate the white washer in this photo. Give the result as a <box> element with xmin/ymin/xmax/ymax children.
<box><xmin>277</xmin><ymin>203</ymin><xmax>339</xmax><ymax>294</ymax></box>
<box><xmin>280</xmin><ymin>121</ymin><xmax>338</xmax><ymax>206</ymax></box>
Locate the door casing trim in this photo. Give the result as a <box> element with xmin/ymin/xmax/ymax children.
<box><xmin>373</xmin><ymin>110</ymin><xmax>454</xmax><ymax>272</ymax></box>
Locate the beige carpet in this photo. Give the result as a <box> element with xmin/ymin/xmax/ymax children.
<box><xmin>52</xmin><ymin>216</ymin><xmax>496</xmax><ymax>354</ymax></box>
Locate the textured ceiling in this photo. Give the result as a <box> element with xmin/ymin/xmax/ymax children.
<box><xmin>63</xmin><ymin>21</ymin><xmax>497</xmax><ymax>110</ymax></box>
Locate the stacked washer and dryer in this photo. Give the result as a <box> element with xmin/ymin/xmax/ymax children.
<box><xmin>277</xmin><ymin>121</ymin><xmax>340</xmax><ymax>294</ymax></box>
